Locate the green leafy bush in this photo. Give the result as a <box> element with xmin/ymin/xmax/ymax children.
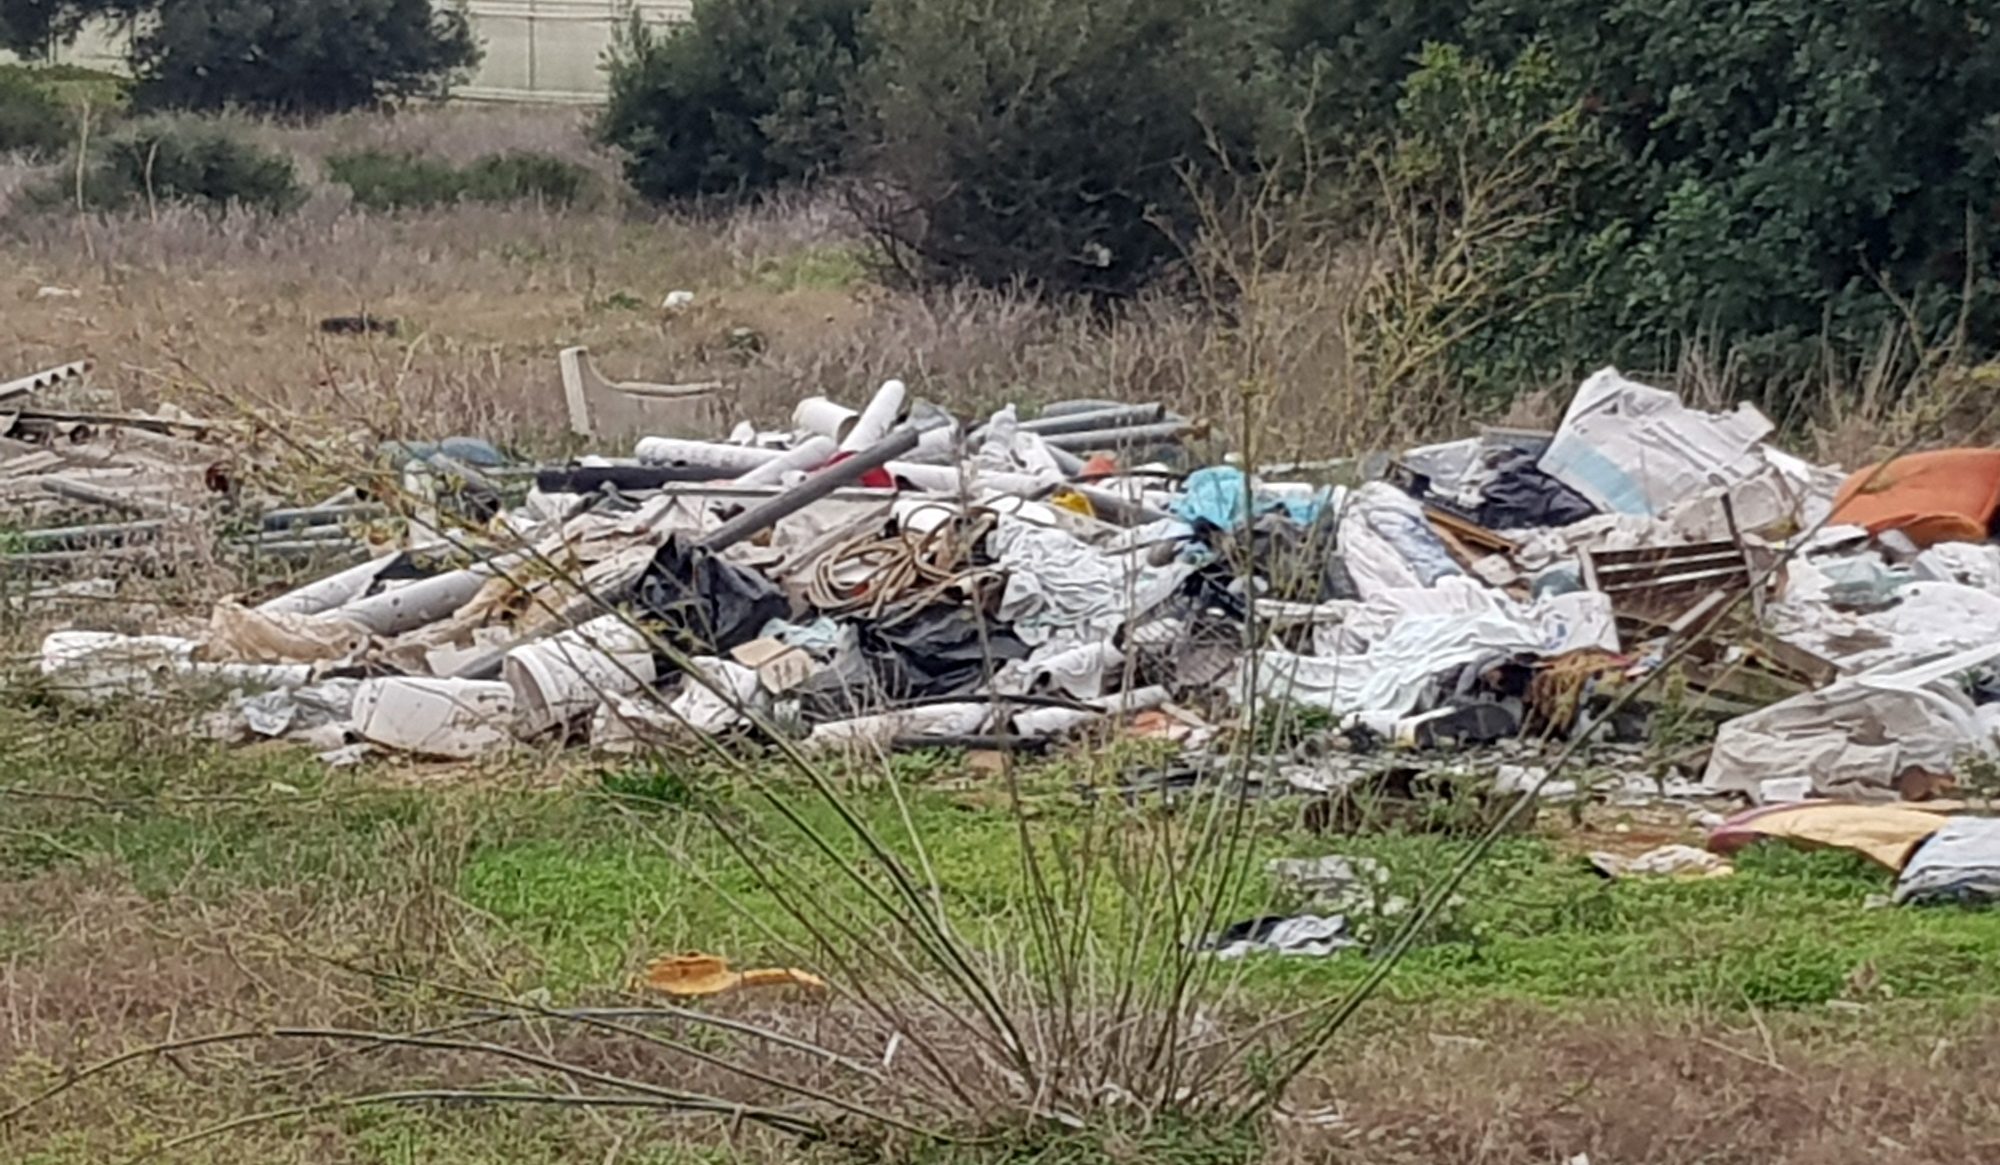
<box><xmin>0</xmin><ymin>66</ymin><xmax>71</xmax><ymax>158</ymax></box>
<box><xmin>3</xmin><ymin>0</ymin><xmax>479</xmax><ymax>115</ymax></box>
<box><xmin>459</xmin><ymin>151</ymin><xmax>598</xmax><ymax>208</ymax></box>
<box><xmin>329</xmin><ymin>148</ymin><xmax>601</xmax><ymax>211</ymax></box>
<box><xmin>855</xmin><ymin>0</ymin><xmax>1277</xmax><ymax>297</ymax></box>
<box><xmin>599</xmin><ymin>0</ymin><xmax>868</xmax><ymax>200</ymax></box>
<box><xmin>1289</xmin><ymin>0</ymin><xmax>2000</xmax><ymax>385</ymax></box>
<box><xmin>62</xmin><ymin>122</ymin><xmax>304</xmax><ymax>214</ymax></box>
<box><xmin>326</xmin><ymin>149</ymin><xmax>464</xmax><ymax>210</ymax></box>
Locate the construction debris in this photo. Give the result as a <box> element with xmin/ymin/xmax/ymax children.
<box><xmin>19</xmin><ymin>355</ymin><xmax>2000</xmax><ymax>890</ymax></box>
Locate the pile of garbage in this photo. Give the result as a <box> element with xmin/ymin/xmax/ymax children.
<box><xmin>30</xmin><ymin>363</ymin><xmax>2000</xmax><ymax>843</ymax></box>
<box><xmin>0</xmin><ymin>358</ymin><xmax>524</xmax><ymax>571</ymax></box>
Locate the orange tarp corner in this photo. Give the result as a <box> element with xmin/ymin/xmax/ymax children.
<box><xmin>1830</xmin><ymin>449</ymin><xmax>2000</xmax><ymax>548</ymax></box>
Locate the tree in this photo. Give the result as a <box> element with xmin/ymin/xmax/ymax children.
<box><xmin>854</xmin><ymin>0</ymin><xmax>1278</xmax><ymax>297</ymax></box>
<box><xmin>1287</xmin><ymin>0</ymin><xmax>2000</xmax><ymax>378</ymax></box>
<box><xmin>1</xmin><ymin>0</ymin><xmax>478</xmax><ymax>115</ymax></box>
<box><xmin>600</xmin><ymin>0</ymin><xmax>868</xmax><ymax>201</ymax></box>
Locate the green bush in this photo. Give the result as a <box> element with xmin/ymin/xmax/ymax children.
<box><xmin>459</xmin><ymin>151</ymin><xmax>598</xmax><ymax>208</ymax></box>
<box><xmin>0</xmin><ymin>67</ymin><xmax>71</xmax><ymax>158</ymax></box>
<box><xmin>855</xmin><ymin>0</ymin><xmax>1277</xmax><ymax>297</ymax></box>
<box><xmin>327</xmin><ymin>149</ymin><xmax>464</xmax><ymax>210</ymax></box>
<box><xmin>3</xmin><ymin>0</ymin><xmax>479</xmax><ymax>115</ymax></box>
<box><xmin>62</xmin><ymin>123</ymin><xmax>305</xmax><ymax>214</ymax></box>
<box><xmin>329</xmin><ymin>149</ymin><xmax>601</xmax><ymax>211</ymax></box>
<box><xmin>599</xmin><ymin>0</ymin><xmax>868</xmax><ymax>200</ymax></box>
<box><xmin>1287</xmin><ymin>0</ymin><xmax>2000</xmax><ymax>387</ymax></box>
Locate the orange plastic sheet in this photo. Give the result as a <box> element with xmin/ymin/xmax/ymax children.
<box><xmin>1830</xmin><ymin>449</ymin><xmax>2000</xmax><ymax>548</ymax></box>
<box><xmin>641</xmin><ymin>953</ymin><xmax>826</xmax><ymax>997</ymax></box>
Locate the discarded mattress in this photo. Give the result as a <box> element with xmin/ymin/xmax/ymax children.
<box><xmin>1829</xmin><ymin>449</ymin><xmax>2000</xmax><ymax>549</ymax></box>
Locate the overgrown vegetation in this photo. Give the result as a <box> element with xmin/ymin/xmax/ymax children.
<box><xmin>0</xmin><ymin>0</ymin><xmax>479</xmax><ymax>113</ymax></box>
<box><xmin>599</xmin><ymin>0</ymin><xmax>867</xmax><ymax>200</ymax></box>
<box><xmin>0</xmin><ymin>65</ymin><xmax>74</xmax><ymax>157</ymax></box>
<box><xmin>329</xmin><ymin>148</ymin><xmax>601</xmax><ymax>211</ymax></box>
<box><xmin>597</xmin><ymin>0</ymin><xmax>2000</xmax><ymax>390</ymax></box>
<box><xmin>48</xmin><ymin>119</ymin><xmax>304</xmax><ymax>213</ymax></box>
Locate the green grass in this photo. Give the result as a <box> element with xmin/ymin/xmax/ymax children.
<box><xmin>7</xmin><ymin>693</ymin><xmax>2000</xmax><ymax>1163</ymax></box>
<box><xmin>753</xmin><ymin>244</ymin><xmax>869</xmax><ymax>291</ymax></box>
<box><xmin>7</xmin><ymin>693</ymin><xmax>2000</xmax><ymax>1015</ymax></box>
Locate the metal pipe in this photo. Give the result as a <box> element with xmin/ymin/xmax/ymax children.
<box><xmin>1041</xmin><ymin>421</ymin><xmax>1191</xmax><ymax>453</ymax></box>
<box><xmin>259</xmin><ymin>504</ymin><xmax>387</xmax><ymax>530</ymax></box>
<box><xmin>700</xmin><ymin>427</ymin><xmax>923</xmax><ymax>552</ymax></box>
<box><xmin>14</xmin><ymin>519</ymin><xmax>165</xmax><ymax>551</ymax></box>
<box><xmin>534</xmin><ymin>463</ymin><xmax>731</xmax><ymax>493</ymax></box>
<box><xmin>1016</xmin><ymin>403</ymin><xmax>1166</xmax><ymax>437</ymax></box>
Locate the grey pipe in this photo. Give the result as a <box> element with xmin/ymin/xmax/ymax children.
<box><xmin>700</xmin><ymin>427</ymin><xmax>923</xmax><ymax>552</ymax></box>
<box><xmin>338</xmin><ymin>549</ymin><xmax>532</xmax><ymax>637</ymax></box>
<box><xmin>1042</xmin><ymin>421</ymin><xmax>1190</xmax><ymax>453</ymax></box>
<box><xmin>1036</xmin><ymin>398</ymin><xmax>1128</xmax><ymax>419</ymax></box>
<box><xmin>15</xmin><ymin>519</ymin><xmax>165</xmax><ymax>551</ymax></box>
<box><xmin>260</xmin><ymin>504</ymin><xmax>387</xmax><ymax>531</ymax></box>
<box><xmin>1017</xmin><ymin>403</ymin><xmax>1166</xmax><ymax>437</ymax></box>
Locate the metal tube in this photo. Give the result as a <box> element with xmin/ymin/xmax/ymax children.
<box><xmin>1016</xmin><ymin>403</ymin><xmax>1166</xmax><ymax>437</ymax></box>
<box><xmin>700</xmin><ymin>427</ymin><xmax>922</xmax><ymax>552</ymax></box>
<box><xmin>1041</xmin><ymin>421</ymin><xmax>1191</xmax><ymax>453</ymax></box>
<box><xmin>14</xmin><ymin>519</ymin><xmax>165</xmax><ymax>551</ymax></box>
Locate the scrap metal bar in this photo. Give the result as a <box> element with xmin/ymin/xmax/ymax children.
<box><xmin>0</xmin><ymin>360</ymin><xmax>91</xmax><ymax>406</ymax></box>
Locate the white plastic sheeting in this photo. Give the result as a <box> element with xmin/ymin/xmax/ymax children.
<box><xmin>40</xmin><ymin>631</ymin><xmax>312</xmax><ymax>704</ymax></box>
<box><xmin>1704</xmin><ymin>644</ymin><xmax>2000</xmax><ymax>801</ymax></box>
<box><xmin>1336</xmin><ymin>483</ymin><xmax>1465</xmax><ymax>599</ymax></box>
<box><xmin>1896</xmin><ymin>817</ymin><xmax>2000</xmax><ymax>904</ymax></box>
<box><xmin>992</xmin><ymin>516</ymin><xmax>1184</xmax><ymax>648</ymax></box>
<box><xmin>1538</xmin><ymin>368</ymin><xmax>1773</xmax><ymax>517</ymax></box>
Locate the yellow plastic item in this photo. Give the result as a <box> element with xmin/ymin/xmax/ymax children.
<box><xmin>641</xmin><ymin>952</ymin><xmax>826</xmax><ymax>997</ymax></box>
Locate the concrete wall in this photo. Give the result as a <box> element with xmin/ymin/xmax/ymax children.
<box><xmin>15</xmin><ymin>0</ymin><xmax>693</xmax><ymax>105</ymax></box>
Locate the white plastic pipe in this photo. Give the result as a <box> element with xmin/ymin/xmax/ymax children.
<box><xmin>805</xmin><ymin>703</ymin><xmax>991</xmax><ymax>751</ymax></box>
<box><xmin>503</xmin><ymin>615</ymin><xmax>657</xmax><ymax>737</ymax></box>
<box><xmin>839</xmin><ymin>379</ymin><xmax>907</xmax><ymax>452</ymax></box>
<box><xmin>1012</xmin><ymin>685</ymin><xmax>1170</xmax><ymax>737</ymax></box>
<box><xmin>634</xmin><ymin>437</ymin><xmax>786</xmax><ymax>472</ymax></box>
<box><xmin>793</xmin><ymin>396</ymin><xmax>861</xmax><ymax>443</ymax></box>
<box><xmin>255</xmin><ymin>554</ymin><xmax>397</xmax><ymax>617</ymax></box>
<box><xmin>883</xmin><ymin>462</ymin><xmax>1053</xmax><ymax>496</ymax></box>
<box><xmin>731</xmin><ymin>435</ymin><xmax>837</xmax><ymax>486</ymax></box>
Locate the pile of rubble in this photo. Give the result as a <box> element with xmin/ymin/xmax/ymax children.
<box><xmin>26</xmin><ymin>356</ymin><xmax>2000</xmax><ymax>868</ymax></box>
<box><xmin>0</xmin><ymin>358</ymin><xmax>423</xmax><ymax>572</ymax></box>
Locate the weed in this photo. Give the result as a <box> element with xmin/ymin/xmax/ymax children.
<box><xmin>330</xmin><ymin>147</ymin><xmax>601</xmax><ymax>211</ymax></box>
<box><xmin>328</xmin><ymin>148</ymin><xmax>465</xmax><ymax>210</ymax></box>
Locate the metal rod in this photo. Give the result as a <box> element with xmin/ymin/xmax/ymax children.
<box><xmin>259</xmin><ymin>504</ymin><xmax>387</xmax><ymax>530</ymax></box>
<box><xmin>1041</xmin><ymin>421</ymin><xmax>1191</xmax><ymax>453</ymax></box>
<box><xmin>699</xmin><ymin>427</ymin><xmax>923</xmax><ymax>552</ymax></box>
<box><xmin>1015</xmin><ymin>403</ymin><xmax>1166</xmax><ymax>437</ymax></box>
